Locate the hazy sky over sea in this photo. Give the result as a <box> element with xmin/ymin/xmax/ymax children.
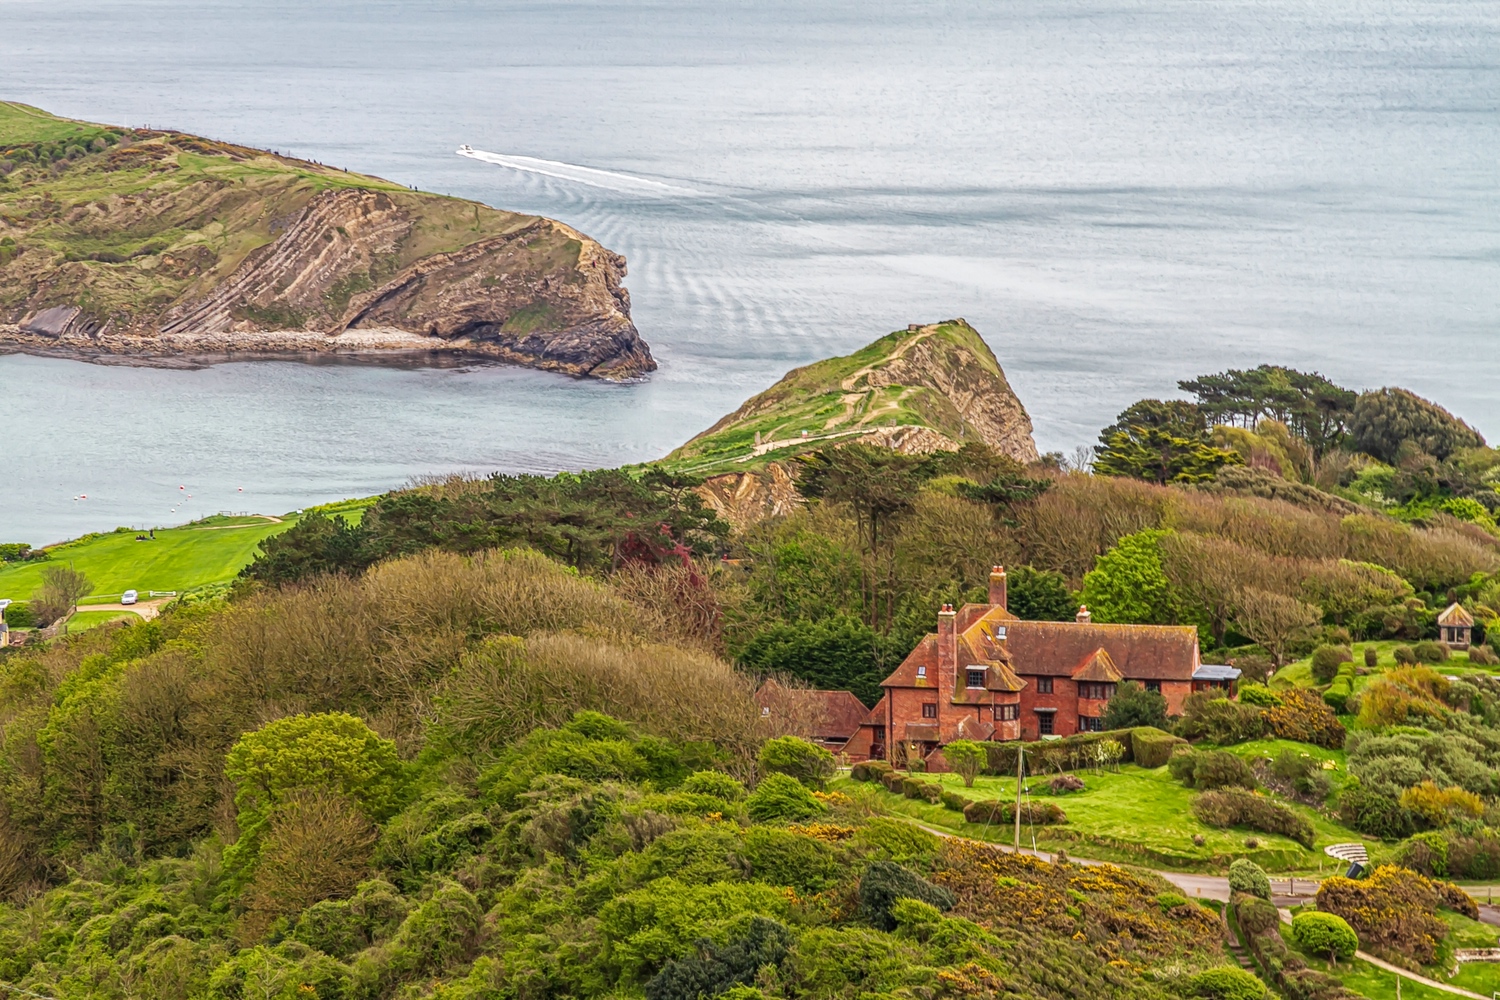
<box><xmin>2</xmin><ymin>0</ymin><xmax>1497</xmax><ymax>543</ymax></box>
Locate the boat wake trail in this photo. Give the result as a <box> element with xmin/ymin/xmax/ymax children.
<box><xmin>457</xmin><ymin>148</ymin><xmax>700</xmax><ymax>197</ymax></box>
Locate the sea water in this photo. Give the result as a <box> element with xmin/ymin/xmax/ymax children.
<box><xmin>1</xmin><ymin>0</ymin><xmax>1496</xmax><ymax>544</ymax></box>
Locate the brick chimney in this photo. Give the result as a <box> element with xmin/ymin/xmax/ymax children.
<box><xmin>989</xmin><ymin>565</ymin><xmax>1007</xmax><ymax>609</ymax></box>
<box><xmin>1076</xmin><ymin>604</ymin><xmax>1092</xmax><ymax>624</ymax></box>
<box><xmin>937</xmin><ymin>604</ymin><xmax>957</xmax><ymax>717</ymax></box>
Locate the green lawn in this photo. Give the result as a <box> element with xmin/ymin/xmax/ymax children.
<box><xmin>61</xmin><ymin>610</ymin><xmax>137</xmax><ymax>634</ymax></box>
<box><xmin>0</xmin><ymin>517</ymin><xmax>295</xmax><ymax>601</ymax></box>
<box><xmin>838</xmin><ymin>761</ymin><xmax>1373</xmax><ymax>874</ymax></box>
<box><xmin>1273</xmin><ymin>641</ymin><xmax>1500</xmax><ymax>691</ymax></box>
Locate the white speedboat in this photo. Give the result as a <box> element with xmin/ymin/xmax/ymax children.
<box><xmin>459</xmin><ymin>144</ymin><xmax>473</xmax><ymax>152</ymax></box>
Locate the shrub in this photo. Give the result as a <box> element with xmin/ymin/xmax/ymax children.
<box><xmin>646</xmin><ymin>917</ymin><xmax>791</xmax><ymax>1000</ymax></box>
<box><xmin>1130</xmin><ymin>726</ymin><xmax>1185</xmax><ymax>768</ymax></box>
<box><xmin>1188</xmin><ymin>966</ymin><xmax>1268</xmax><ymax>1000</ymax></box>
<box><xmin>1310</xmin><ymin>645</ymin><xmax>1349</xmax><ymax>685</ymax></box>
<box><xmin>851</xmin><ymin>759</ymin><xmax>892</xmax><ymax>782</ymax></box>
<box><xmin>746</xmin><ymin>773</ymin><xmax>825</xmax><ymax>822</ymax></box>
<box><xmin>1337</xmin><ymin>782</ymin><xmax>1415</xmax><ymax>840</ymax></box>
<box><xmin>1171</xmin><ymin>750</ymin><xmax>1257</xmax><ymax>791</ymax></box>
<box><xmin>1413</xmin><ymin>640</ymin><xmax>1449</xmax><ymax>665</ymax></box>
<box><xmin>1397</xmin><ymin>832</ymin><xmax>1450</xmax><ymax>877</ymax></box>
<box><xmin>857</xmin><ymin>860</ymin><xmax>955</xmax><ymax>930</ymax></box>
<box><xmin>1236</xmin><ymin>683</ymin><xmax>1281</xmax><ymax>708</ymax></box>
<box><xmin>1290</xmin><ymin>912</ymin><xmax>1358</xmax><ymax>964</ymax></box>
<box><xmin>1228</xmin><ymin>858</ymin><xmax>1272</xmax><ymax>900</ymax></box>
<box><xmin>939</xmin><ymin>789</ymin><xmax>970</xmax><ymax>812</ymax></box>
<box><xmin>1156</xmin><ymin>891</ymin><xmax>1189</xmax><ymax>911</ymax></box>
<box><xmin>962</xmin><ymin>799</ymin><xmax>1067</xmax><ymax>826</ymax></box>
<box><xmin>1101</xmin><ymin>680</ymin><xmax>1169</xmax><ymax>730</ymax></box>
<box><xmin>1197</xmin><ymin>751</ymin><xmax>1258</xmax><ymax>791</ymax></box>
<box><xmin>1175</xmin><ymin>692</ymin><xmax>1265</xmax><ymax>745</ymax></box>
<box><xmin>1447</xmin><ymin>832</ymin><xmax>1500</xmax><ymax>879</ymax></box>
<box><xmin>1322</xmin><ymin>676</ymin><xmax>1353</xmax><ymax>714</ymax></box>
<box><xmin>1316</xmin><ymin>865</ymin><xmax>1463</xmax><ymax>965</ymax></box>
<box><xmin>901</xmin><ymin>778</ymin><xmax>941</xmax><ymax>803</ymax></box>
<box><xmin>941</xmin><ymin>740</ymin><xmax>987</xmax><ymax>788</ymax></box>
<box><xmin>1192</xmin><ymin>789</ymin><xmax>1315</xmax><ymax>848</ymax></box>
<box><xmin>758</xmin><ymin>736</ymin><xmax>836</xmax><ymax>789</ymax></box>
<box><xmin>1365</xmin><ymin>647</ymin><xmax>1379</xmax><ymax>667</ymax></box>
<box><xmin>850</xmin><ymin>818</ymin><xmax>939</xmax><ymax>862</ymax></box>
<box><xmin>1393</xmin><ymin>645</ymin><xmax>1417</xmax><ymax>665</ymax></box>
<box><xmin>1235</xmin><ymin>655</ymin><xmax>1273</xmax><ymax>686</ymax></box>
<box><xmin>681</xmin><ymin>770</ymin><xmax>747</xmax><ymax>801</ymax></box>
<box><xmin>0</xmin><ymin>601</ymin><xmax>34</xmax><ymax>628</ymax></box>
<box><xmin>1469</xmin><ymin>645</ymin><xmax>1499</xmax><ymax>666</ymax></box>
<box><xmin>1263</xmin><ymin>688</ymin><xmax>1345</xmax><ymax>748</ymax></box>
<box><xmin>1399</xmin><ymin>781</ymin><xmax>1484</xmax><ymax>829</ymax></box>
<box><xmin>1234</xmin><ymin>893</ymin><xmax>1280</xmax><ymax>935</ymax></box>
<box><xmin>1049</xmin><ymin>774</ymin><xmax>1085</xmax><ymax>794</ymax></box>
<box><xmin>1271</xmin><ymin>750</ymin><xmax>1330</xmax><ymax>801</ymax></box>
<box><xmin>880</xmin><ymin>771</ymin><xmax>906</xmax><ymax>793</ymax></box>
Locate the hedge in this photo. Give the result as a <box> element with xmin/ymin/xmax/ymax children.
<box><xmin>1131</xmin><ymin>727</ymin><xmax>1185</xmax><ymax>768</ymax></box>
<box><xmin>880</xmin><ymin>772</ymin><xmax>906</xmax><ymax>794</ymax></box>
<box><xmin>1322</xmin><ymin>676</ymin><xmax>1353</xmax><ymax>714</ymax></box>
<box><xmin>962</xmin><ymin>799</ymin><xmax>1067</xmax><ymax>826</ymax></box>
<box><xmin>981</xmin><ymin>728</ymin><xmax>1143</xmax><ymax>775</ymax></box>
<box><xmin>1192</xmin><ymin>788</ymin><xmax>1314</xmax><ymax>848</ymax></box>
<box><xmin>902</xmin><ymin>778</ymin><xmax>942</xmax><ymax>803</ymax></box>
<box><xmin>939</xmin><ymin>789</ymin><xmax>971</xmax><ymax>812</ymax></box>
<box><xmin>851</xmin><ymin>759</ymin><xmax>893</xmax><ymax>782</ymax></box>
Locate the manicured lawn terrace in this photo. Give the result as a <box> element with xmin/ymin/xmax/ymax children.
<box><xmin>0</xmin><ymin>497</ymin><xmax>372</xmax><ymax>603</ymax></box>
<box><xmin>1274</xmin><ymin>640</ymin><xmax>1500</xmax><ymax>691</ymax></box>
<box><xmin>838</xmin><ymin>753</ymin><xmax>1375</xmax><ymax>875</ymax></box>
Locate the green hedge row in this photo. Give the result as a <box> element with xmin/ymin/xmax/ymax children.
<box><xmin>963</xmin><ymin>799</ymin><xmax>1067</xmax><ymax>825</ymax></box>
<box><xmin>981</xmin><ymin>726</ymin><xmax>1183</xmax><ymax>775</ymax></box>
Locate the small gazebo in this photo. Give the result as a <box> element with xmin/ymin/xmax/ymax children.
<box><xmin>1438</xmin><ymin>603</ymin><xmax>1475</xmax><ymax>650</ymax></box>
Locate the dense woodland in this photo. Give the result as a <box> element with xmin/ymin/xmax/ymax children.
<box><xmin>0</xmin><ymin>363</ymin><xmax>1498</xmax><ymax>998</ymax></box>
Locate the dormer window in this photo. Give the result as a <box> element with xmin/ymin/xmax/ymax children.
<box><xmin>916</xmin><ymin>666</ymin><xmax>927</xmax><ymax>678</ymax></box>
<box><xmin>966</xmin><ymin>668</ymin><xmax>986</xmax><ymax>688</ymax></box>
<box><xmin>995</xmin><ymin>626</ymin><xmax>1007</xmax><ymax>640</ymax></box>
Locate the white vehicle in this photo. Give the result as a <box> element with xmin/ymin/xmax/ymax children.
<box><xmin>459</xmin><ymin>144</ymin><xmax>473</xmax><ymax>152</ymax></box>
<box><xmin>121</xmin><ymin>590</ymin><xmax>138</xmax><ymax>605</ymax></box>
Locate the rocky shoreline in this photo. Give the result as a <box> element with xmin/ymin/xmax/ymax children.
<box><xmin>0</xmin><ymin>114</ymin><xmax>657</xmax><ymax>381</ymax></box>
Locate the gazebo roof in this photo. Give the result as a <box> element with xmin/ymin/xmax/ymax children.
<box><xmin>1438</xmin><ymin>602</ymin><xmax>1475</xmax><ymax>627</ymax></box>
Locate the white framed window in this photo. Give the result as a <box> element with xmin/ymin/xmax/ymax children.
<box><xmin>916</xmin><ymin>665</ymin><xmax>927</xmax><ymax>678</ymax></box>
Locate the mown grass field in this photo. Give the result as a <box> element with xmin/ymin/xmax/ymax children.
<box><xmin>1273</xmin><ymin>640</ymin><xmax>1500</xmax><ymax>690</ymax></box>
<box><xmin>61</xmin><ymin>610</ymin><xmax>138</xmax><ymax>634</ymax></box>
<box><xmin>0</xmin><ymin>498</ymin><xmax>372</xmax><ymax>603</ymax></box>
<box><xmin>838</xmin><ymin>753</ymin><xmax>1374</xmax><ymax>874</ymax></box>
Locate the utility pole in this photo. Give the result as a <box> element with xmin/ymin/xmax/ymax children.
<box><xmin>1015</xmin><ymin>746</ymin><xmax>1023</xmax><ymax>851</ymax></box>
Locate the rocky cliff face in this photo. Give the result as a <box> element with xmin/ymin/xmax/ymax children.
<box><xmin>0</xmin><ymin>117</ymin><xmax>653</xmax><ymax>378</ymax></box>
<box><xmin>661</xmin><ymin>319</ymin><xmax>1039</xmax><ymax>525</ymax></box>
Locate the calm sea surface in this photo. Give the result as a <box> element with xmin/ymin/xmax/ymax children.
<box><xmin>1</xmin><ymin>0</ymin><xmax>1496</xmax><ymax>544</ymax></box>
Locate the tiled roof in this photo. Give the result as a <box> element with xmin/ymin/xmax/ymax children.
<box><xmin>1439</xmin><ymin>602</ymin><xmax>1475</xmax><ymax>627</ymax></box>
<box><xmin>755</xmin><ymin>680</ymin><xmax>871</xmax><ymax>741</ymax></box>
<box><xmin>904</xmin><ymin>723</ymin><xmax>941</xmax><ymax>742</ymax></box>
<box><xmin>1002</xmin><ymin>618</ymin><xmax>1199</xmax><ymax>681</ymax></box>
<box><xmin>882</xmin><ymin>634</ymin><xmax>939</xmax><ymax>688</ymax></box>
<box><xmin>956</xmin><ymin>716</ymin><xmax>996</xmax><ymax>741</ymax></box>
<box><xmin>863</xmin><ymin>693</ymin><xmax>889</xmax><ymax>725</ymax></box>
<box><xmin>1070</xmin><ymin>647</ymin><xmax>1124</xmax><ymax>682</ymax></box>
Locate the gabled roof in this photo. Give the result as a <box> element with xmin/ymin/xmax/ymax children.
<box><xmin>755</xmin><ymin>680</ymin><xmax>870</xmax><ymax>741</ymax></box>
<box><xmin>956</xmin><ymin>716</ymin><xmax>996</xmax><ymax>741</ymax></box>
<box><xmin>1439</xmin><ymin>602</ymin><xmax>1475</xmax><ymax>627</ymax></box>
<box><xmin>1071</xmin><ymin>647</ymin><xmax>1124</xmax><ymax>683</ymax></box>
<box><xmin>1001</xmin><ymin>618</ymin><xmax>1199</xmax><ymax>681</ymax></box>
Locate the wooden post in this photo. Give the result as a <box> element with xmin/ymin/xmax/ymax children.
<box><xmin>1014</xmin><ymin>747</ymin><xmax>1023</xmax><ymax>851</ymax></box>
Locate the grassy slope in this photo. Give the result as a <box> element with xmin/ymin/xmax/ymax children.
<box><xmin>0</xmin><ymin>498</ymin><xmax>371</xmax><ymax>602</ymax></box>
<box><xmin>840</xmin><ymin>754</ymin><xmax>1373</xmax><ymax>874</ymax></box>
<box><xmin>1273</xmin><ymin>640</ymin><xmax>1500</xmax><ymax>691</ymax></box>
<box><xmin>659</xmin><ymin>320</ymin><xmax>1002</xmax><ymax>476</ymax></box>
<box><xmin>0</xmin><ymin>103</ymin><xmax>541</xmax><ymax>324</ymax></box>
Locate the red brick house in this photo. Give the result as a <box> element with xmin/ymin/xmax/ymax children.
<box><xmin>844</xmin><ymin>567</ymin><xmax>1228</xmax><ymax>768</ymax></box>
<box><xmin>755</xmin><ymin>679</ymin><xmax>871</xmax><ymax>754</ymax></box>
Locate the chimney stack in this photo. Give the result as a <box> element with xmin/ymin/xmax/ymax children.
<box><xmin>937</xmin><ymin>604</ymin><xmax>957</xmax><ymax>715</ymax></box>
<box><xmin>1076</xmin><ymin>605</ymin><xmax>1091</xmax><ymax>625</ymax></box>
<box><xmin>989</xmin><ymin>565</ymin><xmax>1007</xmax><ymax>610</ymax></box>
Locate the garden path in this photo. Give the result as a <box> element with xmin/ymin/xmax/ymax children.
<box><xmin>1275</xmin><ymin>908</ymin><xmax>1489</xmax><ymax>1000</ymax></box>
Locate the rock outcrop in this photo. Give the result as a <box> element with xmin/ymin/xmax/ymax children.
<box><xmin>661</xmin><ymin>319</ymin><xmax>1038</xmax><ymax>526</ymax></box>
<box><xmin>0</xmin><ymin>111</ymin><xmax>653</xmax><ymax>378</ymax></box>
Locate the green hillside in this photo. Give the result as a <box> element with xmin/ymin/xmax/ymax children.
<box><xmin>0</xmin><ymin>499</ymin><xmax>370</xmax><ymax>603</ymax></box>
<box><xmin>660</xmin><ymin>319</ymin><xmax>1035</xmax><ymax>476</ymax></box>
